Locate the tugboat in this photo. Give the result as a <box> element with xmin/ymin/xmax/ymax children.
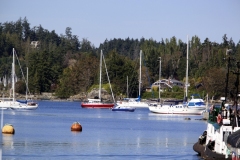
<box><xmin>193</xmin><ymin>53</ymin><xmax>240</xmax><ymax>159</ymax></box>
<box><xmin>193</xmin><ymin>99</ymin><xmax>240</xmax><ymax>159</ymax></box>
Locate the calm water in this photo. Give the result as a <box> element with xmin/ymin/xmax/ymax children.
<box><xmin>1</xmin><ymin>101</ymin><xmax>206</xmax><ymax>159</ymax></box>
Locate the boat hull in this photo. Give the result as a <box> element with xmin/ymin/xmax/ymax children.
<box><xmin>149</xmin><ymin>106</ymin><xmax>204</xmax><ymax>115</ymax></box>
<box><xmin>193</xmin><ymin>141</ymin><xmax>206</xmax><ymax>158</ymax></box>
<box><xmin>193</xmin><ymin>130</ymin><xmax>207</xmax><ymax>158</ymax></box>
<box><xmin>116</xmin><ymin>101</ymin><xmax>149</xmax><ymax>108</ymax></box>
<box><xmin>112</xmin><ymin>107</ymin><xmax>135</xmax><ymax>112</ymax></box>
<box><xmin>10</xmin><ymin>105</ymin><xmax>38</xmax><ymax>110</ymax></box>
<box><xmin>10</xmin><ymin>103</ymin><xmax>38</xmax><ymax>110</ymax></box>
<box><xmin>81</xmin><ymin>103</ymin><xmax>114</xmax><ymax>109</ymax></box>
<box><xmin>204</xmin><ymin>143</ymin><xmax>232</xmax><ymax>160</ymax></box>
<box><xmin>0</xmin><ymin>101</ymin><xmax>38</xmax><ymax>110</ymax></box>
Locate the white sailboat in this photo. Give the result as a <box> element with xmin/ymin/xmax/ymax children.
<box><xmin>0</xmin><ymin>48</ymin><xmax>38</xmax><ymax>110</ymax></box>
<box><xmin>149</xmin><ymin>36</ymin><xmax>206</xmax><ymax>115</ymax></box>
<box><xmin>112</xmin><ymin>76</ymin><xmax>135</xmax><ymax>112</ymax></box>
<box><xmin>116</xmin><ymin>50</ymin><xmax>149</xmax><ymax>108</ymax></box>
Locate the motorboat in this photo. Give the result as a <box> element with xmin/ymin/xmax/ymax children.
<box><xmin>149</xmin><ymin>100</ymin><xmax>204</xmax><ymax>115</ymax></box>
<box><xmin>112</xmin><ymin>104</ymin><xmax>135</xmax><ymax>112</ymax></box>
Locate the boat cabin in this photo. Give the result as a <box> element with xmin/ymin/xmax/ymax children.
<box><xmin>87</xmin><ymin>99</ymin><xmax>101</xmax><ymax>103</ymax></box>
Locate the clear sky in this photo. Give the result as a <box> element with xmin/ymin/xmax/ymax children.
<box><xmin>1</xmin><ymin>0</ymin><xmax>240</xmax><ymax>47</ymax></box>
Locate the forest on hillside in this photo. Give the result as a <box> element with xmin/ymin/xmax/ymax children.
<box><xmin>0</xmin><ymin>17</ymin><xmax>240</xmax><ymax>100</ymax></box>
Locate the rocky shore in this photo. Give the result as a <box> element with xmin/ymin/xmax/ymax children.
<box><xmin>11</xmin><ymin>88</ymin><xmax>115</xmax><ymax>102</ymax></box>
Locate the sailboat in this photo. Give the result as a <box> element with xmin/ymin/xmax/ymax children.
<box><xmin>81</xmin><ymin>50</ymin><xmax>115</xmax><ymax>109</ymax></box>
<box><xmin>116</xmin><ymin>50</ymin><xmax>149</xmax><ymax>108</ymax></box>
<box><xmin>149</xmin><ymin>36</ymin><xmax>206</xmax><ymax>115</ymax></box>
<box><xmin>0</xmin><ymin>48</ymin><xmax>38</xmax><ymax>110</ymax></box>
<box><xmin>112</xmin><ymin>76</ymin><xmax>135</xmax><ymax>112</ymax></box>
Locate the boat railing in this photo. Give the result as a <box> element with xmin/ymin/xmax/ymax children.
<box><xmin>0</xmin><ymin>98</ymin><xmax>14</xmax><ymax>101</ymax></box>
<box><xmin>208</xmin><ymin>104</ymin><xmax>240</xmax><ymax>127</ymax></box>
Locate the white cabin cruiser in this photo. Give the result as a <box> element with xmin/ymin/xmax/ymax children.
<box><xmin>149</xmin><ymin>99</ymin><xmax>205</xmax><ymax>115</ymax></box>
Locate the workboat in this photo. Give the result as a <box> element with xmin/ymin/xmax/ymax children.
<box><xmin>193</xmin><ymin>49</ymin><xmax>240</xmax><ymax>159</ymax></box>
<box><xmin>193</xmin><ymin>102</ymin><xmax>240</xmax><ymax>159</ymax></box>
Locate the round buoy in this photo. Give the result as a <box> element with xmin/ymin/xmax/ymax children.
<box><xmin>71</xmin><ymin>122</ymin><xmax>82</xmax><ymax>132</ymax></box>
<box><xmin>2</xmin><ymin>124</ymin><xmax>15</xmax><ymax>134</ymax></box>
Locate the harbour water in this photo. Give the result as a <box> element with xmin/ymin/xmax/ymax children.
<box><xmin>1</xmin><ymin>101</ymin><xmax>206</xmax><ymax>159</ymax></box>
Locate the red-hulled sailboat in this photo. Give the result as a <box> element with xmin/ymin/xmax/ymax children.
<box><xmin>81</xmin><ymin>99</ymin><xmax>114</xmax><ymax>109</ymax></box>
<box><xmin>81</xmin><ymin>50</ymin><xmax>115</xmax><ymax>109</ymax></box>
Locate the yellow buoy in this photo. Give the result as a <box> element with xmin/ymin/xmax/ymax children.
<box><xmin>2</xmin><ymin>124</ymin><xmax>15</xmax><ymax>134</ymax></box>
<box><xmin>71</xmin><ymin>122</ymin><xmax>82</xmax><ymax>132</ymax></box>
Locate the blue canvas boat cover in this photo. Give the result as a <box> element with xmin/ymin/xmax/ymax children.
<box><xmin>16</xmin><ymin>100</ymin><xmax>27</xmax><ymax>104</ymax></box>
<box><xmin>227</xmin><ymin>129</ymin><xmax>240</xmax><ymax>148</ymax></box>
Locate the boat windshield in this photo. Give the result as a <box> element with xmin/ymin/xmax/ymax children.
<box><xmin>188</xmin><ymin>102</ymin><xmax>205</xmax><ymax>106</ymax></box>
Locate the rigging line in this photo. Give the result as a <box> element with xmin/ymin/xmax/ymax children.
<box><xmin>102</xmin><ymin>53</ymin><xmax>115</xmax><ymax>104</ymax></box>
<box><xmin>127</xmin><ymin>63</ymin><xmax>136</xmax><ymax>97</ymax></box>
<box><xmin>142</xmin><ymin>51</ymin><xmax>153</xmax><ymax>98</ymax></box>
<box><xmin>14</xmin><ymin>51</ymin><xmax>31</xmax><ymax>97</ymax></box>
<box><xmin>128</xmin><ymin>57</ymin><xmax>139</xmax><ymax>98</ymax></box>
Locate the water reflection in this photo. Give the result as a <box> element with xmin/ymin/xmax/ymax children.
<box><xmin>2</xmin><ymin>134</ymin><xmax>14</xmax><ymax>149</ymax></box>
<box><xmin>148</xmin><ymin>112</ymin><xmax>202</xmax><ymax>121</ymax></box>
<box><xmin>183</xmin><ymin>135</ymin><xmax>187</xmax><ymax>147</ymax></box>
<box><xmin>71</xmin><ymin>131</ymin><xmax>82</xmax><ymax>135</ymax></box>
<box><xmin>165</xmin><ymin>137</ymin><xmax>168</xmax><ymax>148</ymax></box>
<box><xmin>137</xmin><ymin>137</ymin><xmax>140</xmax><ymax>148</ymax></box>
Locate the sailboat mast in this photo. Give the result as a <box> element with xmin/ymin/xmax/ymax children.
<box><xmin>185</xmin><ymin>35</ymin><xmax>189</xmax><ymax>101</ymax></box>
<box><xmin>99</xmin><ymin>50</ymin><xmax>103</xmax><ymax>100</ymax></box>
<box><xmin>26</xmin><ymin>67</ymin><xmax>28</xmax><ymax>100</ymax></box>
<box><xmin>159</xmin><ymin>57</ymin><xmax>161</xmax><ymax>101</ymax></box>
<box><xmin>127</xmin><ymin>76</ymin><xmax>128</xmax><ymax>98</ymax></box>
<box><xmin>12</xmin><ymin>48</ymin><xmax>15</xmax><ymax>102</ymax></box>
<box><xmin>139</xmin><ymin>50</ymin><xmax>142</xmax><ymax>97</ymax></box>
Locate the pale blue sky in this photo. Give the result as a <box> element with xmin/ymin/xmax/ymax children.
<box><xmin>1</xmin><ymin>0</ymin><xmax>239</xmax><ymax>47</ymax></box>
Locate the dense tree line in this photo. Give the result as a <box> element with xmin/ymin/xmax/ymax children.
<box><xmin>0</xmin><ymin>18</ymin><xmax>239</xmax><ymax>100</ymax></box>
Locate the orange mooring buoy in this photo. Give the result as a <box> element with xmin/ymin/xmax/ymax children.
<box><xmin>2</xmin><ymin>124</ymin><xmax>15</xmax><ymax>134</ymax></box>
<box><xmin>71</xmin><ymin>122</ymin><xmax>82</xmax><ymax>132</ymax></box>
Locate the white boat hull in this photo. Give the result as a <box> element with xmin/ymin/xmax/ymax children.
<box><xmin>10</xmin><ymin>103</ymin><xmax>38</xmax><ymax>110</ymax></box>
<box><xmin>112</xmin><ymin>105</ymin><xmax>135</xmax><ymax>112</ymax></box>
<box><xmin>149</xmin><ymin>104</ymin><xmax>205</xmax><ymax>115</ymax></box>
<box><xmin>0</xmin><ymin>101</ymin><xmax>22</xmax><ymax>110</ymax></box>
<box><xmin>0</xmin><ymin>101</ymin><xmax>38</xmax><ymax>110</ymax></box>
<box><xmin>117</xmin><ymin>101</ymin><xmax>149</xmax><ymax>108</ymax></box>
